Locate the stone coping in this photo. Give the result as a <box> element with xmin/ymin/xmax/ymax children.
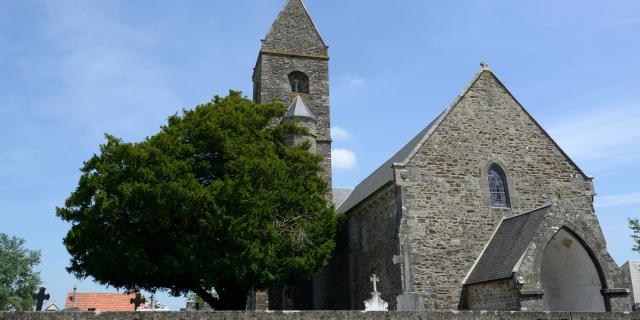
<box><xmin>1</xmin><ymin>311</ymin><xmax>639</xmax><ymax>320</ymax></box>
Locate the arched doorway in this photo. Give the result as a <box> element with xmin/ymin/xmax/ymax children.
<box><xmin>541</xmin><ymin>228</ymin><xmax>606</xmax><ymax>311</ymax></box>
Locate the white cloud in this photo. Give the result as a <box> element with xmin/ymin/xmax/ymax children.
<box><xmin>548</xmin><ymin>105</ymin><xmax>640</xmax><ymax>162</ymax></box>
<box><xmin>331</xmin><ymin>126</ymin><xmax>351</xmax><ymax>141</ymax></box>
<box><xmin>338</xmin><ymin>75</ymin><xmax>366</xmax><ymax>88</ymax></box>
<box><xmin>348</xmin><ymin>77</ymin><xmax>365</xmax><ymax>87</ymax></box>
<box><xmin>595</xmin><ymin>192</ymin><xmax>640</xmax><ymax>208</ymax></box>
<box><xmin>332</xmin><ymin>148</ymin><xmax>357</xmax><ymax>170</ymax></box>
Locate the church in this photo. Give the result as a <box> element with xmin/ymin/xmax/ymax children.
<box><xmin>251</xmin><ymin>0</ymin><xmax>631</xmax><ymax>312</ymax></box>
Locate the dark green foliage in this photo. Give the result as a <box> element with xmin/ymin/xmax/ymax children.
<box><xmin>57</xmin><ymin>92</ymin><xmax>337</xmax><ymax>309</ymax></box>
<box><xmin>0</xmin><ymin>233</ymin><xmax>41</xmax><ymax>311</ymax></box>
<box><xmin>188</xmin><ymin>289</ymin><xmax>217</xmax><ymax>310</ymax></box>
<box><xmin>630</xmin><ymin>218</ymin><xmax>640</xmax><ymax>252</ymax></box>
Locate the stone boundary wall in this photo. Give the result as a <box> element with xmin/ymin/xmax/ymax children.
<box><xmin>1</xmin><ymin>311</ymin><xmax>639</xmax><ymax>320</ymax></box>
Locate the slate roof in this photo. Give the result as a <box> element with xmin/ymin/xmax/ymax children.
<box><xmin>64</xmin><ymin>293</ymin><xmax>144</xmax><ymax>311</ymax></box>
<box><xmin>284</xmin><ymin>96</ymin><xmax>315</xmax><ymax>120</ymax></box>
<box><xmin>464</xmin><ymin>205</ymin><xmax>550</xmax><ymax>285</ymax></box>
<box><xmin>332</xmin><ymin>188</ymin><xmax>353</xmax><ymax>208</ymax></box>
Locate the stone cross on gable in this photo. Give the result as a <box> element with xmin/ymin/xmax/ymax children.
<box><xmin>130</xmin><ymin>293</ymin><xmax>145</xmax><ymax>311</ymax></box>
<box><xmin>370</xmin><ymin>274</ymin><xmax>380</xmax><ymax>293</ymax></box>
<box><xmin>393</xmin><ymin>243</ymin><xmax>422</xmax><ymax>292</ymax></box>
<box><xmin>32</xmin><ymin>287</ymin><xmax>50</xmax><ymax>311</ymax></box>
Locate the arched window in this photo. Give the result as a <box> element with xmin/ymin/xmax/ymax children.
<box><xmin>288</xmin><ymin>71</ymin><xmax>309</xmax><ymax>94</ymax></box>
<box><xmin>488</xmin><ymin>164</ymin><xmax>510</xmax><ymax>208</ymax></box>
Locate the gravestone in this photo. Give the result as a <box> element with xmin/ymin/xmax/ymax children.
<box><xmin>32</xmin><ymin>287</ymin><xmax>50</xmax><ymax>311</ymax></box>
<box><xmin>363</xmin><ymin>274</ymin><xmax>388</xmax><ymax>311</ymax></box>
<box><xmin>130</xmin><ymin>293</ymin><xmax>145</xmax><ymax>311</ymax></box>
<box><xmin>393</xmin><ymin>243</ymin><xmax>426</xmax><ymax>311</ymax></box>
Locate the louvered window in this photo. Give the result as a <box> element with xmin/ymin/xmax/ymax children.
<box><xmin>288</xmin><ymin>71</ymin><xmax>309</xmax><ymax>94</ymax></box>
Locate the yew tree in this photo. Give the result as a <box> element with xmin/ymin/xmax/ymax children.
<box><xmin>57</xmin><ymin>92</ymin><xmax>336</xmax><ymax>309</ymax></box>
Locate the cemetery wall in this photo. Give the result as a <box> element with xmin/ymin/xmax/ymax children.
<box><xmin>2</xmin><ymin>311</ymin><xmax>640</xmax><ymax>320</ymax></box>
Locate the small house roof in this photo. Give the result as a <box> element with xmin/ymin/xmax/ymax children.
<box><xmin>64</xmin><ymin>292</ymin><xmax>144</xmax><ymax>312</ymax></box>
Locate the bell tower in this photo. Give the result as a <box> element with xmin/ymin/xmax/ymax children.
<box><xmin>253</xmin><ymin>0</ymin><xmax>332</xmax><ymax>191</ymax></box>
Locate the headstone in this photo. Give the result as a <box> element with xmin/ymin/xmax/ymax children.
<box><xmin>130</xmin><ymin>293</ymin><xmax>145</xmax><ymax>311</ymax></box>
<box><xmin>393</xmin><ymin>243</ymin><xmax>426</xmax><ymax>311</ymax></box>
<box><xmin>363</xmin><ymin>274</ymin><xmax>388</xmax><ymax>312</ymax></box>
<box><xmin>32</xmin><ymin>287</ymin><xmax>50</xmax><ymax>311</ymax></box>
<box><xmin>397</xmin><ymin>292</ymin><xmax>425</xmax><ymax>311</ymax></box>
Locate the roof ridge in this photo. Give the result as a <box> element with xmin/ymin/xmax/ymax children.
<box><xmin>503</xmin><ymin>203</ymin><xmax>552</xmax><ymax>221</ymax></box>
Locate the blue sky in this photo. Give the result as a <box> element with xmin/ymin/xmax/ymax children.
<box><xmin>1</xmin><ymin>0</ymin><xmax>639</xmax><ymax>311</ymax></box>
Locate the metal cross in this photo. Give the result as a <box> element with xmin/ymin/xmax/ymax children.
<box><xmin>293</xmin><ymin>79</ymin><xmax>301</xmax><ymax>92</ymax></box>
<box><xmin>130</xmin><ymin>293</ymin><xmax>146</xmax><ymax>311</ymax></box>
<box><xmin>393</xmin><ymin>243</ymin><xmax>422</xmax><ymax>292</ymax></box>
<box><xmin>32</xmin><ymin>287</ymin><xmax>50</xmax><ymax>311</ymax></box>
<box><xmin>370</xmin><ymin>274</ymin><xmax>380</xmax><ymax>293</ymax></box>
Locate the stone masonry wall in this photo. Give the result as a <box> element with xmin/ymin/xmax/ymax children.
<box><xmin>349</xmin><ymin>184</ymin><xmax>402</xmax><ymax>310</ymax></box>
<box><xmin>2</xmin><ymin>311</ymin><xmax>640</xmax><ymax>320</ymax></box>
<box><xmin>330</xmin><ymin>184</ymin><xmax>403</xmax><ymax>310</ymax></box>
<box><xmin>465</xmin><ymin>279</ymin><xmax>520</xmax><ymax>310</ymax></box>
<box><xmin>395</xmin><ymin>70</ymin><xmax>626</xmax><ymax>310</ymax></box>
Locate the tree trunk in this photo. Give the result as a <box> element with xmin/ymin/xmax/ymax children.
<box><xmin>191</xmin><ymin>286</ymin><xmax>218</xmax><ymax>310</ymax></box>
<box><xmin>192</xmin><ymin>286</ymin><xmax>248</xmax><ymax>310</ymax></box>
<box><xmin>215</xmin><ymin>286</ymin><xmax>249</xmax><ymax>310</ymax></box>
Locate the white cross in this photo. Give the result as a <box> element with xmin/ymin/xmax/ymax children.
<box><xmin>370</xmin><ymin>274</ymin><xmax>380</xmax><ymax>293</ymax></box>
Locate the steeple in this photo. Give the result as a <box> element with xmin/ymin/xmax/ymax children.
<box><xmin>253</xmin><ymin>0</ymin><xmax>332</xmax><ymax>202</ymax></box>
<box><xmin>262</xmin><ymin>0</ymin><xmax>327</xmax><ymax>56</ymax></box>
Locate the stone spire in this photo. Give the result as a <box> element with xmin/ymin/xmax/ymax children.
<box><xmin>262</xmin><ymin>0</ymin><xmax>327</xmax><ymax>56</ymax></box>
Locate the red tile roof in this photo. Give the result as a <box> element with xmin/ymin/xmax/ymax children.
<box><xmin>64</xmin><ymin>292</ymin><xmax>145</xmax><ymax>311</ymax></box>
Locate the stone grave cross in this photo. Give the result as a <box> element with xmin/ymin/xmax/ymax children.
<box><xmin>130</xmin><ymin>293</ymin><xmax>145</xmax><ymax>311</ymax></box>
<box><xmin>370</xmin><ymin>274</ymin><xmax>380</xmax><ymax>293</ymax></box>
<box><xmin>32</xmin><ymin>287</ymin><xmax>50</xmax><ymax>311</ymax></box>
<box><xmin>393</xmin><ymin>243</ymin><xmax>421</xmax><ymax>292</ymax></box>
<box><xmin>363</xmin><ymin>273</ymin><xmax>388</xmax><ymax>311</ymax></box>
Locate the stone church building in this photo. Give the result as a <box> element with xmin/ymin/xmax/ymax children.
<box><xmin>250</xmin><ymin>0</ymin><xmax>631</xmax><ymax>312</ymax></box>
